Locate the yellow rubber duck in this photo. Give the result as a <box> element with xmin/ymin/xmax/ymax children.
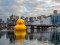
<box><xmin>14</xmin><ymin>18</ymin><xmax>26</xmax><ymax>43</ymax></box>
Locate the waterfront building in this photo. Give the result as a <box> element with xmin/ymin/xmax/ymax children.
<box><xmin>32</xmin><ymin>15</ymin><xmax>52</xmax><ymax>25</ymax></box>
<box><xmin>29</xmin><ymin>17</ymin><xmax>34</xmax><ymax>22</ymax></box>
<box><xmin>51</xmin><ymin>10</ymin><xmax>60</xmax><ymax>25</ymax></box>
<box><xmin>25</xmin><ymin>17</ymin><xmax>29</xmax><ymax>22</ymax></box>
<box><xmin>25</xmin><ymin>15</ymin><xmax>52</xmax><ymax>25</ymax></box>
<box><xmin>25</xmin><ymin>17</ymin><xmax>37</xmax><ymax>25</ymax></box>
<box><xmin>0</xmin><ymin>19</ymin><xmax>2</xmax><ymax>26</ymax></box>
<box><xmin>0</xmin><ymin>19</ymin><xmax>5</xmax><ymax>30</ymax></box>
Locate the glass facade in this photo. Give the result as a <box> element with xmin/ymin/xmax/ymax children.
<box><xmin>51</xmin><ymin>13</ymin><xmax>60</xmax><ymax>25</ymax></box>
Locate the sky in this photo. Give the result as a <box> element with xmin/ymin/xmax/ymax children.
<box><xmin>0</xmin><ymin>0</ymin><xmax>60</xmax><ymax>21</ymax></box>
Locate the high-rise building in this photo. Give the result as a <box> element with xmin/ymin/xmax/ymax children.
<box><xmin>7</xmin><ymin>14</ymin><xmax>19</xmax><ymax>26</ymax></box>
<box><xmin>33</xmin><ymin>17</ymin><xmax>36</xmax><ymax>20</ymax></box>
<box><xmin>0</xmin><ymin>19</ymin><xmax>2</xmax><ymax>24</ymax></box>
<box><xmin>54</xmin><ymin>10</ymin><xmax>57</xmax><ymax>15</ymax></box>
<box><xmin>0</xmin><ymin>19</ymin><xmax>5</xmax><ymax>29</ymax></box>
<box><xmin>25</xmin><ymin>17</ymin><xmax>28</xmax><ymax>22</ymax></box>
<box><xmin>29</xmin><ymin>17</ymin><xmax>34</xmax><ymax>22</ymax></box>
<box><xmin>51</xmin><ymin>10</ymin><xmax>60</xmax><ymax>25</ymax></box>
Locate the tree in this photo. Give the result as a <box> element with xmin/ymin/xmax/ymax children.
<box><xmin>21</xmin><ymin>16</ymin><xmax>25</xmax><ymax>20</ymax></box>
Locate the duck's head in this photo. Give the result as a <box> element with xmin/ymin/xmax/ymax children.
<box><xmin>16</xmin><ymin>18</ymin><xmax>24</xmax><ymax>25</ymax></box>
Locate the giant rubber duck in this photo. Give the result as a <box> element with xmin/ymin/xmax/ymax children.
<box><xmin>14</xmin><ymin>18</ymin><xmax>26</xmax><ymax>43</ymax></box>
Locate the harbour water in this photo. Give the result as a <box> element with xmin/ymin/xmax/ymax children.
<box><xmin>0</xmin><ymin>29</ymin><xmax>60</xmax><ymax>45</ymax></box>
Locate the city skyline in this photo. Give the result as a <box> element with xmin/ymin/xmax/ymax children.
<box><xmin>0</xmin><ymin>0</ymin><xmax>60</xmax><ymax>21</ymax></box>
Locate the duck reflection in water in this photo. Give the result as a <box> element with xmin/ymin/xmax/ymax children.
<box><xmin>6</xmin><ymin>31</ymin><xmax>16</xmax><ymax>43</ymax></box>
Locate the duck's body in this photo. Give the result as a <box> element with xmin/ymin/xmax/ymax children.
<box><xmin>14</xmin><ymin>24</ymin><xmax>26</xmax><ymax>31</ymax></box>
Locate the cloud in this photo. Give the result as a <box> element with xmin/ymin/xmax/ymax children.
<box><xmin>26</xmin><ymin>0</ymin><xmax>60</xmax><ymax>16</ymax></box>
<box><xmin>0</xmin><ymin>0</ymin><xmax>60</xmax><ymax>21</ymax></box>
<box><xmin>0</xmin><ymin>0</ymin><xmax>26</xmax><ymax>21</ymax></box>
<box><xmin>52</xmin><ymin>0</ymin><xmax>60</xmax><ymax>3</ymax></box>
